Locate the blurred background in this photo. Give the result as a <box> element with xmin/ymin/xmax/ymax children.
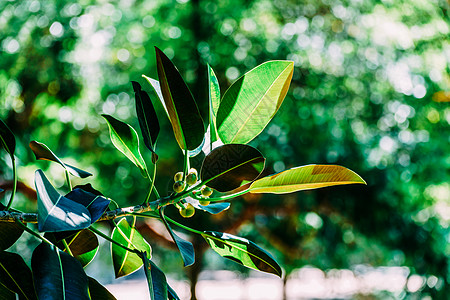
<box><xmin>0</xmin><ymin>0</ymin><xmax>449</xmax><ymax>299</ymax></box>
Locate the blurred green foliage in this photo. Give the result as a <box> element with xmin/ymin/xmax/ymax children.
<box><xmin>1</xmin><ymin>0</ymin><xmax>449</xmax><ymax>298</ymax></box>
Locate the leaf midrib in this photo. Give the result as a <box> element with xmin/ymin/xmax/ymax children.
<box><xmin>0</xmin><ymin>261</ymin><xmax>30</xmax><ymax>299</ymax></box>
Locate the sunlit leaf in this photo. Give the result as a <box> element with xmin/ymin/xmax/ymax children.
<box><xmin>35</xmin><ymin>170</ymin><xmax>91</xmax><ymax>232</ymax></box>
<box><xmin>142</xmin><ymin>76</ymin><xmax>169</xmax><ymax>117</ymax></box>
<box><xmin>111</xmin><ymin>218</ymin><xmax>152</xmax><ymax>278</ymax></box>
<box><xmin>0</xmin><ymin>119</ymin><xmax>15</xmax><ymax>157</ymax></box>
<box><xmin>159</xmin><ymin>208</ymin><xmax>195</xmax><ymax>267</ymax></box>
<box><xmin>88</xmin><ymin>277</ymin><xmax>117</xmax><ymax>300</ymax></box>
<box><xmin>202</xmin><ymin>231</ymin><xmax>282</xmax><ymax>277</ymax></box>
<box><xmin>142</xmin><ymin>255</ymin><xmax>168</xmax><ymax>300</ymax></box>
<box><xmin>154</xmin><ymin>47</ymin><xmax>205</xmax><ymax>150</ymax></box>
<box><xmin>200</xmin><ymin>144</ymin><xmax>265</xmax><ymax>192</ymax></box>
<box><xmin>0</xmin><ymin>251</ymin><xmax>37</xmax><ymax>300</ymax></box>
<box><xmin>29</xmin><ymin>141</ymin><xmax>92</xmax><ymax>178</ymax></box>
<box><xmin>132</xmin><ymin>81</ymin><xmax>160</xmax><ymax>157</ymax></box>
<box><xmin>102</xmin><ymin>114</ymin><xmax>147</xmax><ymax>177</ymax></box>
<box><xmin>207</xmin><ymin>64</ymin><xmax>221</xmax><ymax>148</ymax></box>
<box><xmin>217</xmin><ymin>61</ymin><xmax>294</xmax><ymax>144</ymax></box>
<box><xmin>185</xmin><ymin>197</ymin><xmax>230</xmax><ymax>214</ymax></box>
<box><xmin>31</xmin><ymin>242</ymin><xmax>90</xmax><ymax>299</ymax></box>
<box><xmin>65</xmin><ymin>188</ymin><xmax>110</xmax><ymax>223</ymax></box>
<box><xmin>249</xmin><ymin>164</ymin><xmax>366</xmax><ymax>194</ymax></box>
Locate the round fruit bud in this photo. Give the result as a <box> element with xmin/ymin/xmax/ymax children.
<box><xmin>174</xmin><ymin>172</ymin><xmax>184</xmax><ymax>182</ymax></box>
<box><xmin>179</xmin><ymin>203</ymin><xmax>195</xmax><ymax>218</ymax></box>
<box><xmin>173</xmin><ymin>181</ymin><xmax>186</xmax><ymax>193</ymax></box>
<box><xmin>186</xmin><ymin>173</ymin><xmax>197</xmax><ymax>186</ymax></box>
<box><xmin>201</xmin><ymin>186</ymin><xmax>213</xmax><ymax>197</ymax></box>
<box><xmin>199</xmin><ymin>200</ymin><xmax>210</xmax><ymax>206</ymax></box>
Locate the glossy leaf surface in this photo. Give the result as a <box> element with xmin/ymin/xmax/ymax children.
<box><xmin>35</xmin><ymin>170</ymin><xmax>91</xmax><ymax>232</ymax></box>
<box><xmin>132</xmin><ymin>81</ymin><xmax>160</xmax><ymax>155</ymax></box>
<box><xmin>142</xmin><ymin>256</ymin><xmax>168</xmax><ymax>300</ymax></box>
<box><xmin>65</xmin><ymin>188</ymin><xmax>110</xmax><ymax>223</ymax></box>
<box><xmin>202</xmin><ymin>231</ymin><xmax>282</xmax><ymax>277</ymax></box>
<box><xmin>111</xmin><ymin>218</ymin><xmax>152</xmax><ymax>278</ymax></box>
<box><xmin>249</xmin><ymin>164</ymin><xmax>366</xmax><ymax>194</ymax></box>
<box><xmin>0</xmin><ymin>119</ymin><xmax>15</xmax><ymax>156</ymax></box>
<box><xmin>64</xmin><ymin>230</ymin><xmax>99</xmax><ymax>267</ymax></box>
<box><xmin>167</xmin><ymin>284</ymin><xmax>180</xmax><ymax>300</ymax></box>
<box><xmin>31</xmin><ymin>242</ymin><xmax>90</xmax><ymax>299</ymax></box>
<box><xmin>159</xmin><ymin>208</ymin><xmax>195</xmax><ymax>266</ymax></box>
<box><xmin>155</xmin><ymin>47</ymin><xmax>205</xmax><ymax>150</ymax></box>
<box><xmin>0</xmin><ymin>251</ymin><xmax>37</xmax><ymax>300</ymax></box>
<box><xmin>200</xmin><ymin>144</ymin><xmax>265</xmax><ymax>192</ymax></box>
<box><xmin>102</xmin><ymin>114</ymin><xmax>147</xmax><ymax>177</ymax></box>
<box><xmin>88</xmin><ymin>277</ymin><xmax>117</xmax><ymax>300</ymax></box>
<box><xmin>217</xmin><ymin>61</ymin><xmax>294</xmax><ymax>144</ymax></box>
<box><xmin>0</xmin><ymin>282</ymin><xmax>15</xmax><ymax>300</ymax></box>
<box><xmin>207</xmin><ymin>64</ymin><xmax>221</xmax><ymax>147</ymax></box>
<box><xmin>0</xmin><ymin>209</ymin><xmax>23</xmax><ymax>250</ymax></box>
<box><xmin>185</xmin><ymin>197</ymin><xmax>230</xmax><ymax>214</ymax></box>
<box><xmin>142</xmin><ymin>75</ymin><xmax>169</xmax><ymax>117</ymax></box>
<box><xmin>29</xmin><ymin>141</ymin><xmax>92</xmax><ymax>178</ymax></box>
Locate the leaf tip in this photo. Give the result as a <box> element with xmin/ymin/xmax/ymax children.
<box><xmin>131</xmin><ymin>81</ymin><xmax>141</xmax><ymax>92</ymax></box>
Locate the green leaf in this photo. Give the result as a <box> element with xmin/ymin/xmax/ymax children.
<box><xmin>35</xmin><ymin>170</ymin><xmax>91</xmax><ymax>232</ymax></box>
<box><xmin>200</xmin><ymin>144</ymin><xmax>265</xmax><ymax>192</ymax></box>
<box><xmin>88</xmin><ymin>277</ymin><xmax>117</xmax><ymax>300</ymax></box>
<box><xmin>60</xmin><ymin>230</ymin><xmax>99</xmax><ymax>267</ymax></box>
<box><xmin>249</xmin><ymin>164</ymin><xmax>367</xmax><ymax>194</ymax></box>
<box><xmin>31</xmin><ymin>242</ymin><xmax>90</xmax><ymax>299</ymax></box>
<box><xmin>207</xmin><ymin>64</ymin><xmax>221</xmax><ymax>148</ymax></box>
<box><xmin>111</xmin><ymin>218</ymin><xmax>152</xmax><ymax>278</ymax></box>
<box><xmin>0</xmin><ymin>282</ymin><xmax>15</xmax><ymax>300</ymax></box>
<box><xmin>167</xmin><ymin>284</ymin><xmax>180</xmax><ymax>300</ymax></box>
<box><xmin>29</xmin><ymin>141</ymin><xmax>92</xmax><ymax>178</ymax></box>
<box><xmin>217</xmin><ymin>60</ymin><xmax>294</xmax><ymax>144</ymax></box>
<box><xmin>185</xmin><ymin>197</ymin><xmax>230</xmax><ymax>214</ymax></box>
<box><xmin>65</xmin><ymin>188</ymin><xmax>110</xmax><ymax>223</ymax></box>
<box><xmin>159</xmin><ymin>208</ymin><xmax>195</xmax><ymax>267</ymax></box>
<box><xmin>132</xmin><ymin>81</ymin><xmax>160</xmax><ymax>156</ymax></box>
<box><xmin>0</xmin><ymin>119</ymin><xmax>15</xmax><ymax>157</ymax></box>
<box><xmin>154</xmin><ymin>47</ymin><xmax>205</xmax><ymax>150</ymax></box>
<box><xmin>0</xmin><ymin>251</ymin><xmax>37</xmax><ymax>300</ymax></box>
<box><xmin>142</xmin><ymin>76</ymin><xmax>169</xmax><ymax>118</ymax></box>
<box><xmin>202</xmin><ymin>231</ymin><xmax>282</xmax><ymax>277</ymax></box>
<box><xmin>142</xmin><ymin>256</ymin><xmax>168</xmax><ymax>300</ymax></box>
<box><xmin>102</xmin><ymin>114</ymin><xmax>147</xmax><ymax>177</ymax></box>
<box><xmin>0</xmin><ymin>208</ymin><xmax>24</xmax><ymax>250</ymax></box>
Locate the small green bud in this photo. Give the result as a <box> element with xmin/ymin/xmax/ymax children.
<box><xmin>179</xmin><ymin>203</ymin><xmax>195</xmax><ymax>218</ymax></box>
<box><xmin>199</xmin><ymin>200</ymin><xmax>210</xmax><ymax>206</ymax></box>
<box><xmin>174</xmin><ymin>172</ymin><xmax>184</xmax><ymax>182</ymax></box>
<box><xmin>186</xmin><ymin>173</ymin><xmax>197</xmax><ymax>186</ymax></box>
<box><xmin>201</xmin><ymin>186</ymin><xmax>213</xmax><ymax>197</ymax></box>
<box><xmin>173</xmin><ymin>181</ymin><xmax>186</xmax><ymax>193</ymax></box>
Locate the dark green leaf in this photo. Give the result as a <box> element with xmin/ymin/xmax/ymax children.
<box><xmin>73</xmin><ymin>183</ymin><xmax>104</xmax><ymax>196</ymax></box>
<box><xmin>29</xmin><ymin>141</ymin><xmax>92</xmax><ymax>178</ymax></box>
<box><xmin>154</xmin><ymin>47</ymin><xmax>205</xmax><ymax>150</ymax></box>
<box><xmin>102</xmin><ymin>114</ymin><xmax>147</xmax><ymax>177</ymax></box>
<box><xmin>142</xmin><ymin>256</ymin><xmax>168</xmax><ymax>300</ymax></box>
<box><xmin>167</xmin><ymin>284</ymin><xmax>180</xmax><ymax>300</ymax></box>
<box><xmin>202</xmin><ymin>231</ymin><xmax>282</xmax><ymax>277</ymax></box>
<box><xmin>111</xmin><ymin>217</ymin><xmax>152</xmax><ymax>278</ymax></box>
<box><xmin>207</xmin><ymin>64</ymin><xmax>221</xmax><ymax>148</ymax></box>
<box><xmin>159</xmin><ymin>208</ymin><xmax>195</xmax><ymax>267</ymax></box>
<box><xmin>0</xmin><ymin>213</ymin><xmax>24</xmax><ymax>250</ymax></box>
<box><xmin>185</xmin><ymin>197</ymin><xmax>230</xmax><ymax>214</ymax></box>
<box><xmin>132</xmin><ymin>81</ymin><xmax>160</xmax><ymax>156</ymax></box>
<box><xmin>249</xmin><ymin>164</ymin><xmax>367</xmax><ymax>194</ymax></box>
<box><xmin>0</xmin><ymin>282</ymin><xmax>15</xmax><ymax>300</ymax></box>
<box><xmin>31</xmin><ymin>242</ymin><xmax>90</xmax><ymax>299</ymax></box>
<box><xmin>61</xmin><ymin>230</ymin><xmax>99</xmax><ymax>267</ymax></box>
<box><xmin>0</xmin><ymin>251</ymin><xmax>37</xmax><ymax>300</ymax></box>
<box><xmin>217</xmin><ymin>61</ymin><xmax>294</xmax><ymax>144</ymax></box>
<box><xmin>88</xmin><ymin>277</ymin><xmax>117</xmax><ymax>300</ymax></box>
<box><xmin>0</xmin><ymin>119</ymin><xmax>15</xmax><ymax>157</ymax></box>
<box><xmin>35</xmin><ymin>170</ymin><xmax>91</xmax><ymax>232</ymax></box>
<box><xmin>200</xmin><ymin>144</ymin><xmax>265</xmax><ymax>192</ymax></box>
<box><xmin>65</xmin><ymin>188</ymin><xmax>110</xmax><ymax>223</ymax></box>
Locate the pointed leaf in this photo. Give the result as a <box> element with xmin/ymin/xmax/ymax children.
<box><xmin>159</xmin><ymin>208</ymin><xmax>195</xmax><ymax>267</ymax></box>
<box><xmin>65</xmin><ymin>188</ymin><xmax>110</xmax><ymax>223</ymax></box>
<box><xmin>132</xmin><ymin>81</ymin><xmax>160</xmax><ymax>155</ymax></box>
<box><xmin>185</xmin><ymin>197</ymin><xmax>230</xmax><ymax>214</ymax></box>
<box><xmin>217</xmin><ymin>61</ymin><xmax>294</xmax><ymax>144</ymax></box>
<box><xmin>207</xmin><ymin>64</ymin><xmax>221</xmax><ymax>148</ymax></box>
<box><xmin>249</xmin><ymin>164</ymin><xmax>366</xmax><ymax>194</ymax></box>
<box><xmin>31</xmin><ymin>242</ymin><xmax>90</xmax><ymax>299</ymax></box>
<box><xmin>142</xmin><ymin>76</ymin><xmax>169</xmax><ymax>118</ymax></box>
<box><xmin>202</xmin><ymin>231</ymin><xmax>282</xmax><ymax>277</ymax></box>
<box><xmin>0</xmin><ymin>119</ymin><xmax>15</xmax><ymax>157</ymax></box>
<box><xmin>0</xmin><ymin>204</ymin><xmax>24</xmax><ymax>250</ymax></box>
<box><xmin>167</xmin><ymin>284</ymin><xmax>180</xmax><ymax>300</ymax></box>
<box><xmin>64</xmin><ymin>230</ymin><xmax>99</xmax><ymax>267</ymax></box>
<box><xmin>154</xmin><ymin>47</ymin><xmax>205</xmax><ymax>150</ymax></box>
<box><xmin>102</xmin><ymin>114</ymin><xmax>147</xmax><ymax>177</ymax></box>
<box><xmin>111</xmin><ymin>218</ymin><xmax>152</xmax><ymax>278</ymax></box>
<box><xmin>142</xmin><ymin>256</ymin><xmax>168</xmax><ymax>300</ymax></box>
<box><xmin>88</xmin><ymin>277</ymin><xmax>117</xmax><ymax>300</ymax></box>
<box><xmin>200</xmin><ymin>144</ymin><xmax>265</xmax><ymax>192</ymax></box>
<box><xmin>0</xmin><ymin>251</ymin><xmax>37</xmax><ymax>300</ymax></box>
<box><xmin>29</xmin><ymin>141</ymin><xmax>92</xmax><ymax>178</ymax></box>
<box><xmin>35</xmin><ymin>170</ymin><xmax>91</xmax><ymax>232</ymax></box>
